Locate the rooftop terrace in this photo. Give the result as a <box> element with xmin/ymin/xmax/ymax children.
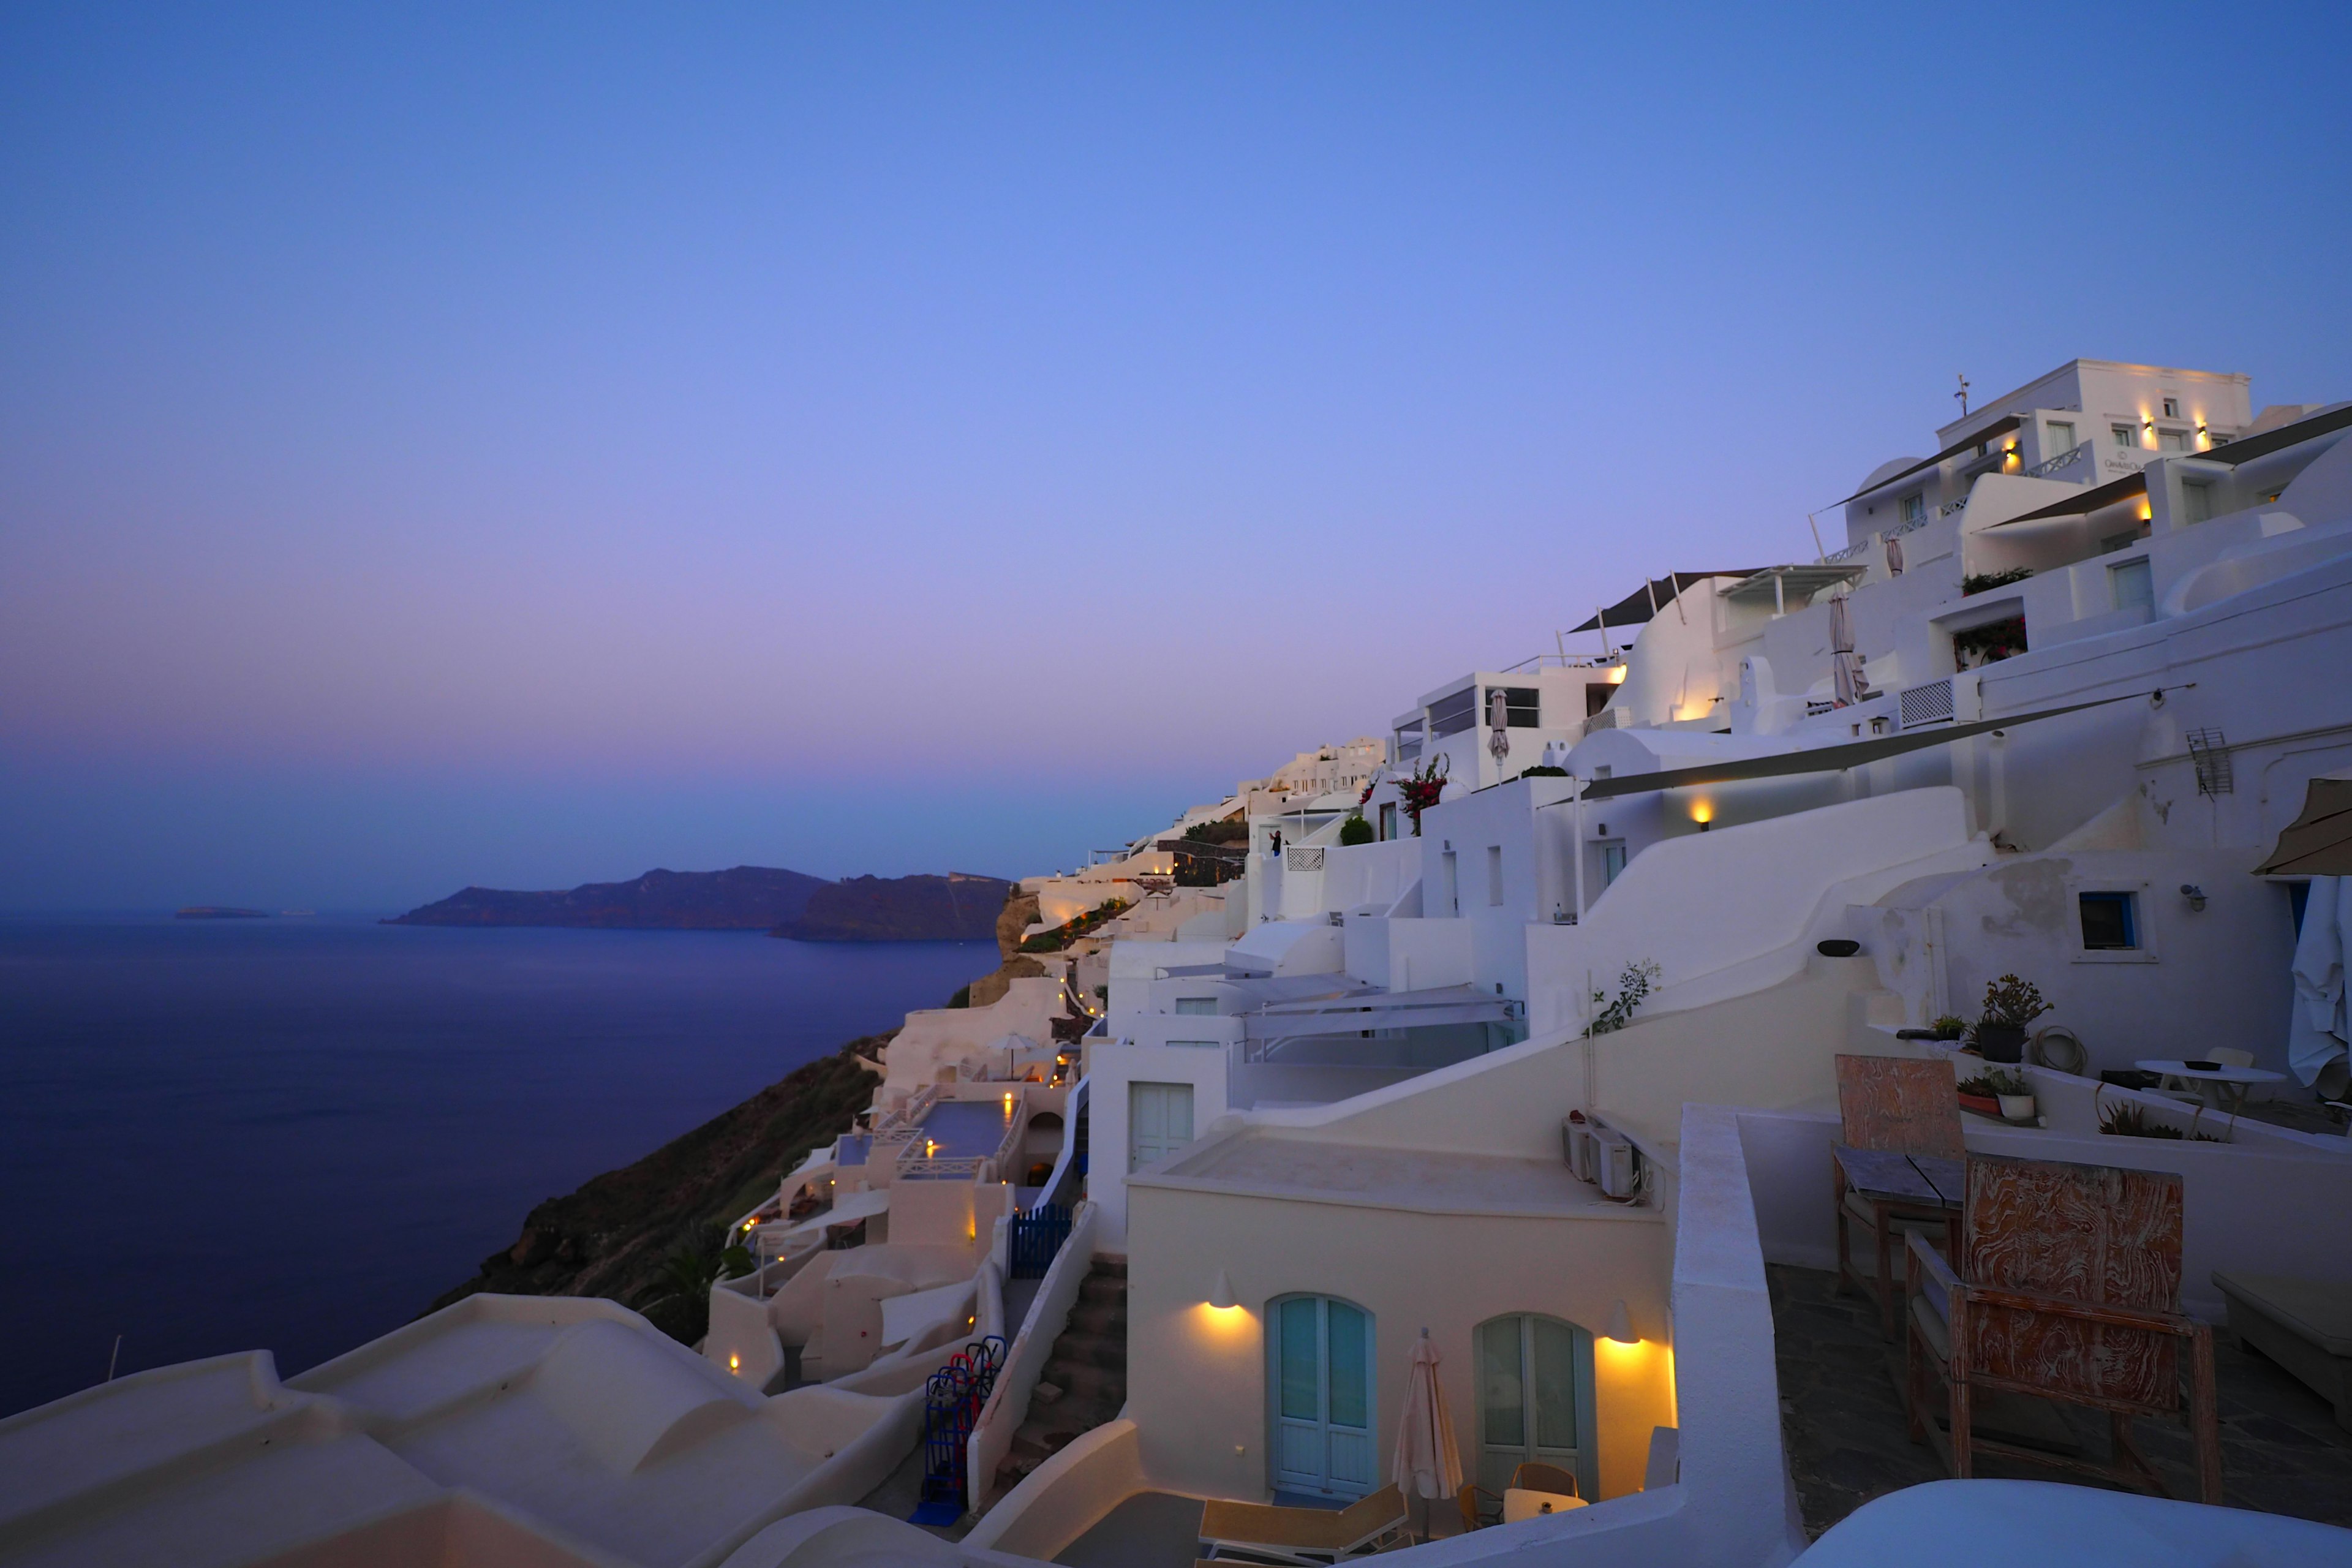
<box><xmin>1770</xmin><ymin>1264</ymin><xmax>2352</xmax><ymax>1537</ymax></box>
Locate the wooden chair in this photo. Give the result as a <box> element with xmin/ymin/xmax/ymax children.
<box><xmin>1507</xmin><ymin>1461</ymin><xmax>1580</xmax><ymax>1498</ymax></box>
<box><xmin>1199</xmin><ymin>1483</ymin><xmax>1409</xmax><ymax>1563</ymax></box>
<box><xmin>1455</xmin><ymin>1483</ymin><xmax>1501</xmax><ymax>1532</ymax></box>
<box><xmin>1905</xmin><ymin>1153</ymin><xmax>2222</xmax><ymax>1503</ymax></box>
<box><xmin>1834</xmin><ymin>1055</ymin><xmax>1966</xmax><ymax>1335</ymax></box>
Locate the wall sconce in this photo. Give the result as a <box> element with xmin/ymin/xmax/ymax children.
<box><xmin>2180</xmin><ymin>884</ymin><xmax>2207</xmax><ymax>913</ymax></box>
<box><xmin>1691</xmin><ymin>803</ymin><xmax>1713</xmax><ymax>831</ymax></box>
<box><xmin>1208</xmin><ymin>1270</ymin><xmax>1238</xmax><ymax>1310</ymax></box>
<box><xmin>1605</xmin><ymin>1299</ymin><xmax>1638</xmax><ymax>1344</ymax></box>
<box><xmin>2141</xmin><ymin>416</ymin><xmax>2154</xmax><ymax>431</ymax></box>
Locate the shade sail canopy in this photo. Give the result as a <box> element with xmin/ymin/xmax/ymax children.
<box><xmin>2203</xmin><ymin>401</ymin><xmax>2352</xmax><ymax>469</ymax></box>
<box><xmin>755</xmin><ymin>1185</ymin><xmax>888</xmax><ymax>1246</ymax></box>
<box><xmin>1718</xmin><ymin>564</ymin><xmax>1868</xmax><ymax>606</ymax></box>
<box><xmin>1572</xmin><ymin>572</ymin><xmax>1765</xmax><ymax>633</ymax></box>
<box><xmin>1992</xmin><ymin>467</ymin><xmax>2149</xmax><ymax>527</ymax></box>
<box><xmin>1833</xmin><ymin>415</ymin><xmax>2023</xmax><ymax>507</ymax></box>
<box><xmin>2255</xmin><ymin>777</ymin><xmax>2352</xmax><ymax>876</ymax></box>
<box><xmin>1568</xmin><ymin>687</ymin><xmax>2155</xmax><ymax>802</ymax></box>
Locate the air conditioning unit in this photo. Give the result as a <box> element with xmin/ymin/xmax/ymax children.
<box><xmin>1593</xmin><ymin>1126</ymin><xmax>1640</xmax><ymax>1200</ymax></box>
<box><xmin>1561</xmin><ymin>1114</ymin><xmax>1594</xmax><ymax>1182</ymax></box>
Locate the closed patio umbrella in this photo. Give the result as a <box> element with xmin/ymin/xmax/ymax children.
<box><xmin>1829</xmin><ymin>592</ymin><xmax>1862</xmax><ymax>707</ymax></box>
<box><xmin>1392</xmin><ymin>1329</ymin><xmax>1463</xmax><ymax>1539</ymax></box>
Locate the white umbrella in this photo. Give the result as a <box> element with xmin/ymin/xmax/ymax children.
<box><xmin>1392</xmin><ymin>1329</ymin><xmax>1463</xmax><ymax>1537</ymax></box>
<box><xmin>1829</xmin><ymin>592</ymin><xmax>1863</xmax><ymax>707</ymax></box>
<box><xmin>1488</xmin><ymin>689</ymin><xmax>1511</xmax><ymax>763</ymax></box>
<box><xmin>2288</xmin><ymin>875</ymin><xmax>2350</xmax><ymax>1093</ymax></box>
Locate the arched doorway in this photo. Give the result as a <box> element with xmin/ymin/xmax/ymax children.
<box><xmin>1474</xmin><ymin>1313</ymin><xmax>1597</xmax><ymax>1499</ymax></box>
<box><xmin>1267</xmin><ymin>1294</ymin><xmax>1375</xmax><ymax>1499</ymax></box>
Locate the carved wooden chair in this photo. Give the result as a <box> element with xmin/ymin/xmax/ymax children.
<box><xmin>1905</xmin><ymin>1153</ymin><xmax>2222</xmax><ymax>1503</ymax></box>
<box><xmin>1834</xmin><ymin>1055</ymin><xmax>1966</xmax><ymax>1335</ymax></box>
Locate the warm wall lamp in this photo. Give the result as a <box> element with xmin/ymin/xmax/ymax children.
<box><xmin>1605</xmin><ymin>1299</ymin><xmax>1638</xmax><ymax>1344</ymax></box>
<box><xmin>1208</xmin><ymin>1270</ymin><xmax>1239</xmax><ymax>1310</ymax></box>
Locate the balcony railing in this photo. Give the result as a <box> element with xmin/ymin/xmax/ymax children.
<box><xmin>2024</xmin><ymin>441</ymin><xmax>2090</xmax><ymax>481</ymax></box>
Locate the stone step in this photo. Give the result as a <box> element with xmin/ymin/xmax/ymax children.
<box><xmin>1042</xmin><ymin>1359</ymin><xmax>1125</xmax><ymax>1404</ymax></box>
<box><xmin>1066</xmin><ymin>1300</ymin><xmax>1126</xmax><ymax>1336</ymax></box>
<box><xmin>1077</xmin><ymin>1275</ymin><xmax>1128</xmax><ymax>1306</ymax></box>
<box><xmin>1046</xmin><ymin>1330</ymin><xmax>1125</xmax><ymax>1369</ymax></box>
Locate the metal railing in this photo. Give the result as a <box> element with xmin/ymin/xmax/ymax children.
<box><xmin>2024</xmin><ymin>441</ymin><xmax>2090</xmax><ymax>481</ymax></box>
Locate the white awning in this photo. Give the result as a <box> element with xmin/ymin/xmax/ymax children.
<box><xmin>755</xmin><ymin>1186</ymin><xmax>888</xmax><ymax>1248</ymax></box>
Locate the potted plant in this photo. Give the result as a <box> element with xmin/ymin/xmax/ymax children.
<box><xmin>1969</xmin><ymin>974</ymin><xmax>2049</xmax><ymax>1064</ymax></box>
<box><xmin>1954</xmin><ymin>1072</ymin><xmax>2003</xmax><ymax>1119</ymax></box>
<box><xmin>1986</xmin><ymin>1067</ymin><xmax>2037</xmax><ymax>1124</ymax></box>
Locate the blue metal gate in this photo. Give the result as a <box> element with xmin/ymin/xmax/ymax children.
<box><xmin>1009</xmin><ymin>1204</ymin><xmax>1071</xmax><ymax>1280</ymax></box>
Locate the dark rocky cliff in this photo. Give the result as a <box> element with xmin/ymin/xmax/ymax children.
<box><xmin>775</xmin><ymin>872</ymin><xmax>1011</xmax><ymax>942</ymax></box>
<box><xmin>431</xmin><ymin>1032</ymin><xmax>893</xmax><ymax>1341</ymax></box>
<box><xmin>387</xmin><ymin>865</ymin><xmax>829</xmax><ymax>930</ymax></box>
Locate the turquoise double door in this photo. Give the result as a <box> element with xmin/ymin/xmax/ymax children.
<box><xmin>1272</xmin><ymin>1295</ymin><xmax>1375</xmax><ymax>1498</ymax></box>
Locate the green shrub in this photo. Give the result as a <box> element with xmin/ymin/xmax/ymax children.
<box><xmin>946</xmin><ymin>984</ymin><xmax>971</xmax><ymax>1009</ymax></box>
<box><xmin>1338</xmin><ymin>814</ymin><xmax>1375</xmax><ymax>846</ymax></box>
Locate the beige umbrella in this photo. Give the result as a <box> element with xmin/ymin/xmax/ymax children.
<box><xmin>1392</xmin><ymin>1329</ymin><xmax>1463</xmax><ymax>1539</ymax></box>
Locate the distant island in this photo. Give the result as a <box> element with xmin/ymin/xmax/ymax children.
<box><xmin>176</xmin><ymin>907</ymin><xmax>270</xmax><ymax>920</ymax></box>
<box><xmin>385</xmin><ymin>865</ymin><xmax>1011</xmax><ymax>942</ymax></box>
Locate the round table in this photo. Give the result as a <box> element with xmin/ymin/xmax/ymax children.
<box><xmin>1502</xmin><ymin>1487</ymin><xmax>1587</xmax><ymax>1523</ymax></box>
<box><xmin>2135</xmin><ymin>1059</ymin><xmax>2286</xmax><ymax>1113</ymax></box>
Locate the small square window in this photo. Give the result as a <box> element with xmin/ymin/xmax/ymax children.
<box><xmin>2079</xmin><ymin>891</ymin><xmax>2139</xmax><ymax>949</ymax></box>
<box><xmin>2162</xmin><ymin>397</ymin><xmax>2180</xmax><ymax>418</ymax></box>
<box><xmin>2046</xmin><ymin>420</ymin><xmax>2075</xmax><ymax>452</ymax></box>
<box><xmin>1900</xmin><ymin>494</ymin><xmax>1925</xmax><ymax>524</ymax></box>
<box><xmin>2112</xmin><ymin>423</ymin><xmax>2139</xmax><ymax>448</ymax></box>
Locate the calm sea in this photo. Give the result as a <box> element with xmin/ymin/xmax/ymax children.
<box><xmin>0</xmin><ymin>914</ymin><xmax>989</xmax><ymax>1418</ymax></box>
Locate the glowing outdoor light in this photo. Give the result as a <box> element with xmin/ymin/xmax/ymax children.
<box><xmin>1691</xmin><ymin>802</ymin><xmax>1713</xmax><ymax>829</ymax></box>
<box><xmin>728</xmin><ymin>1352</ymin><xmax>741</xmax><ymax>1373</ymax></box>
<box><xmin>1207</xmin><ymin>1269</ymin><xmax>1239</xmax><ymax>1311</ymax></box>
<box><xmin>1605</xmin><ymin>1299</ymin><xmax>1638</xmax><ymax>1344</ymax></box>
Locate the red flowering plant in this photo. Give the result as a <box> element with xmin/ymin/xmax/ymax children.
<box><xmin>1394</xmin><ymin>755</ymin><xmax>1449</xmax><ymax>837</ymax></box>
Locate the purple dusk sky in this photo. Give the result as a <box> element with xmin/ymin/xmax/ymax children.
<box><xmin>4</xmin><ymin>4</ymin><xmax>2348</xmax><ymax>910</ymax></box>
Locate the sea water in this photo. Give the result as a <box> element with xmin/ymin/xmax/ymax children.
<box><xmin>0</xmin><ymin>914</ymin><xmax>990</xmax><ymax>1417</ymax></box>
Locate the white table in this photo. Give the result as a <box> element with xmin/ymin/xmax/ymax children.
<box><xmin>1502</xmin><ymin>1487</ymin><xmax>1587</xmax><ymax>1523</ymax></box>
<box><xmin>2135</xmin><ymin>1058</ymin><xmax>2286</xmax><ymax>1112</ymax></box>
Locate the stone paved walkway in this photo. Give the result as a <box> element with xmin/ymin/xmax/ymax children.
<box><xmin>1770</xmin><ymin>1264</ymin><xmax>2352</xmax><ymax>1537</ymax></box>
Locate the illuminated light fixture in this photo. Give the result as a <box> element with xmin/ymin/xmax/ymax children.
<box><xmin>1605</xmin><ymin>1299</ymin><xmax>1638</xmax><ymax>1344</ymax></box>
<box><xmin>1692</xmin><ymin>802</ymin><xmax>1713</xmax><ymax>829</ymax></box>
<box><xmin>2142</xmin><ymin>415</ymin><xmax>2155</xmax><ymax>430</ymax></box>
<box><xmin>728</xmin><ymin>1352</ymin><xmax>742</xmax><ymax>1373</ymax></box>
<box><xmin>1607</xmin><ymin>665</ymin><xmax>1627</xmax><ymax>684</ymax></box>
<box><xmin>1208</xmin><ymin>1269</ymin><xmax>1239</xmax><ymax>1310</ymax></box>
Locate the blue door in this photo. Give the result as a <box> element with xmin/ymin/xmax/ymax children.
<box><xmin>1272</xmin><ymin>1295</ymin><xmax>1375</xmax><ymax>1498</ymax></box>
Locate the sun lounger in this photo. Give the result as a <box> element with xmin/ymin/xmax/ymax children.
<box><xmin>1199</xmin><ymin>1483</ymin><xmax>1409</xmax><ymax>1562</ymax></box>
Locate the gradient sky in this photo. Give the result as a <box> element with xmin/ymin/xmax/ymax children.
<box><xmin>5</xmin><ymin>4</ymin><xmax>2348</xmax><ymax>910</ymax></box>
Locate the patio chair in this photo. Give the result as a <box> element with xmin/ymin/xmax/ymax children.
<box><xmin>1834</xmin><ymin>1055</ymin><xmax>1965</xmax><ymax>1330</ymax></box>
<box><xmin>1507</xmin><ymin>1461</ymin><xmax>1580</xmax><ymax>1498</ymax></box>
<box><xmin>1199</xmin><ymin>1483</ymin><xmax>1409</xmax><ymax>1563</ymax></box>
<box><xmin>1905</xmin><ymin>1153</ymin><xmax>2222</xmax><ymax>1504</ymax></box>
<box><xmin>1455</xmin><ymin>1483</ymin><xmax>1501</xmax><ymax>1531</ymax></box>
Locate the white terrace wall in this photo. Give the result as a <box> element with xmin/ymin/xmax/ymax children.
<box><xmin>1526</xmin><ymin>787</ymin><xmax>1982</xmax><ymax>1037</ymax></box>
<box><xmin>1235</xmin><ymin>950</ymin><xmax>1883</xmax><ymax>1164</ymax></box>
